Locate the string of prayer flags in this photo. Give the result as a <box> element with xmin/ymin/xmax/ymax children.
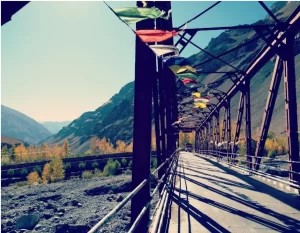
<box><xmin>182</xmin><ymin>78</ymin><xmax>198</xmax><ymax>85</ymax></box>
<box><xmin>136</xmin><ymin>29</ymin><xmax>179</xmax><ymax>43</ymax></box>
<box><xmin>150</xmin><ymin>45</ymin><xmax>179</xmax><ymax>57</ymax></box>
<box><xmin>114</xmin><ymin>7</ymin><xmax>171</xmax><ymax>24</ymax></box>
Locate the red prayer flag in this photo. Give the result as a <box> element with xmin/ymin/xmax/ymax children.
<box><xmin>182</xmin><ymin>78</ymin><xmax>198</xmax><ymax>85</ymax></box>
<box><xmin>136</xmin><ymin>30</ymin><xmax>179</xmax><ymax>43</ymax></box>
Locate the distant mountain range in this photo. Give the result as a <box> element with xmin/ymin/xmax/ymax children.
<box><xmin>40</xmin><ymin>121</ymin><xmax>71</xmax><ymax>134</ymax></box>
<box><xmin>1</xmin><ymin>105</ymin><xmax>52</xmax><ymax>145</ymax></box>
<box><xmin>1</xmin><ymin>135</ymin><xmax>30</xmax><ymax>149</ymax></box>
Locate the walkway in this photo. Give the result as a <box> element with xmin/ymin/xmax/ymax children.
<box><xmin>166</xmin><ymin>152</ymin><xmax>300</xmax><ymax>233</ymax></box>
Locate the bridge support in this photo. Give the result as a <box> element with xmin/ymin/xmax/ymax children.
<box><xmin>131</xmin><ymin>1</ymin><xmax>155</xmax><ymax>231</ymax></box>
<box><xmin>233</xmin><ymin>92</ymin><xmax>244</xmax><ymax>154</ymax></box>
<box><xmin>254</xmin><ymin>56</ymin><xmax>282</xmax><ymax>170</ymax></box>
<box><xmin>244</xmin><ymin>79</ymin><xmax>252</xmax><ymax>170</ymax></box>
<box><xmin>283</xmin><ymin>35</ymin><xmax>300</xmax><ymax>183</ymax></box>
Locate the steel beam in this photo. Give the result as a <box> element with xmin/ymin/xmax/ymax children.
<box><xmin>233</xmin><ymin>92</ymin><xmax>244</xmax><ymax>153</ymax></box>
<box><xmin>254</xmin><ymin>56</ymin><xmax>283</xmax><ymax>170</ymax></box>
<box><xmin>244</xmin><ymin>79</ymin><xmax>252</xmax><ymax>170</ymax></box>
<box><xmin>131</xmin><ymin>1</ymin><xmax>155</xmax><ymax>230</ymax></box>
<box><xmin>283</xmin><ymin>35</ymin><xmax>300</xmax><ymax>183</ymax></box>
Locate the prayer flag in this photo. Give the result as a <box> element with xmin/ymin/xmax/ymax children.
<box><xmin>192</xmin><ymin>92</ymin><xmax>201</xmax><ymax>98</ymax></box>
<box><xmin>136</xmin><ymin>29</ymin><xmax>179</xmax><ymax>43</ymax></box>
<box><xmin>150</xmin><ymin>45</ymin><xmax>179</xmax><ymax>57</ymax></box>
<box><xmin>114</xmin><ymin>7</ymin><xmax>171</xmax><ymax>24</ymax></box>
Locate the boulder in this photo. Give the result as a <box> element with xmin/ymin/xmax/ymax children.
<box><xmin>15</xmin><ymin>214</ymin><xmax>40</xmax><ymax>230</ymax></box>
<box><xmin>116</xmin><ymin>195</ymin><xmax>123</xmax><ymax>202</ymax></box>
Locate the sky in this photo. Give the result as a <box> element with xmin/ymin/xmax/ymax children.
<box><xmin>1</xmin><ymin>1</ymin><xmax>275</xmax><ymax>122</ymax></box>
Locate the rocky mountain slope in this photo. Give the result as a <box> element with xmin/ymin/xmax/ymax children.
<box><xmin>42</xmin><ymin>82</ymin><xmax>134</xmax><ymax>153</ymax></box>
<box><xmin>1</xmin><ymin>105</ymin><xmax>52</xmax><ymax>145</ymax></box>
<box><xmin>40</xmin><ymin>121</ymin><xmax>72</xmax><ymax>134</ymax></box>
<box><xmin>44</xmin><ymin>2</ymin><xmax>299</xmax><ymax>153</ymax></box>
<box><xmin>1</xmin><ymin>135</ymin><xmax>30</xmax><ymax>149</ymax></box>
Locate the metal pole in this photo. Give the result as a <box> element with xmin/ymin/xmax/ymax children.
<box><xmin>254</xmin><ymin>56</ymin><xmax>283</xmax><ymax>170</ymax></box>
<box><xmin>244</xmin><ymin>79</ymin><xmax>252</xmax><ymax>170</ymax></box>
<box><xmin>283</xmin><ymin>35</ymin><xmax>300</xmax><ymax>183</ymax></box>
<box><xmin>233</xmin><ymin>92</ymin><xmax>244</xmax><ymax>154</ymax></box>
<box><xmin>227</xmin><ymin>100</ymin><xmax>231</xmax><ymax>162</ymax></box>
<box><xmin>131</xmin><ymin>1</ymin><xmax>155</xmax><ymax>231</ymax></box>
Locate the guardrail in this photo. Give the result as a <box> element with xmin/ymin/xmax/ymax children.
<box><xmin>88</xmin><ymin>150</ymin><xmax>180</xmax><ymax>233</ymax></box>
<box><xmin>196</xmin><ymin>150</ymin><xmax>300</xmax><ymax>191</ymax></box>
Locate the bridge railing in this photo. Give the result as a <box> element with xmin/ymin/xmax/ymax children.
<box><xmin>196</xmin><ymin>150</ymin><xmax>300</xmax><ymax>191</ymax></box>
<box><xmin>88</xmin><ymin>149</ymin><xmax>180</xmax><ymax>233</ymax></box>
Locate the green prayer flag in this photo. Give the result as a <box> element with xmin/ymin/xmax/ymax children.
<box><xmin>114</xmin><ymin>7</ymin><xmax>171</xmax><ymax>24</ymax></box>
<box><xmin>177</xmin><ymin>72</ymin><xmax>198</xmax><ymax>80</ymax></box>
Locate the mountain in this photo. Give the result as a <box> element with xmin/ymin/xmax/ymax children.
<box><xmin>42</xmin><ymin>82</ymin><xmax>134</xmax><ymax>153</ymax></box>
<box><xmin>44</xmin><ymin>2</ymin><xmax>299</xmax><ymax>153</ymax></box>
<box><xmin>1</xmin><ymin>105</ymin><xmax>52</xmax><ymax>145</ymax></box>
<box><xmin>40</xmin><ymin>121</ymin><xmax>72</xmax><ymax>134</ymax></box>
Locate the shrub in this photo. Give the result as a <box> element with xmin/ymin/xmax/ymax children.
<box><xmin>151</xmin><ymin>158</ymin><xmax>157</xmax><ymax>168</ymax></box>
<box><xmin>268</xmin><ymin>150</ymin><xmax>276</xmax><ymax>159</ymax></box>
<box><xmin>14</xmin><ymin>181</ymin><xmax>27</xmax><ymax>187</ymax></box>
<box><xmin>103</xmin><ymin>159</ymin><xmax>121</xmax><ymax>176</ymax></box>
<box><xmin>121</xmin><ymin>158</ymin><xmax>127</xmax><ymax>167</ymax></box>
<box><xmin>92</xmin><ymin>162</ymin><xmax>99</xmax><ymax>168</ymax></box>
<box><xmin>94</xmin><ymin>168</ymin><xmax>104</xmax><ymax>177</ymax></box>
<box><xmin>42</xmin><ymin>163</ymin><xmax>51</xmax><ymax>184</ymax></box>
<box><xmin>82</xmin><ymin>171</ymin><xmax>93</xmax><ymax>179</ymax></box>
<box><xmin>21</xmin><ymin>168</ymin><xmax>28</xmax><ymax>176</ymax></box>
<box><xmin>64</xmin><ymin>162</ymin><xmax>71</xmax><ymax>170</ymax></box>
<box><xmin>27</xmin><ymin>171</ymin><xmax>40</xmax><ymax>184</ymax></box>
<box><xmin>7</xmin><ymin>169</ymin><xmax>14</xmax><ymax>176</ymax></box>
<box><xmin>128</xmin><ymin>160</ymin><xmax>133</xmax><ymax>169</ymax></box>
<box><xmin>79</xmin><ymin>162</ymin><xmax>86</xmax><ymax>169</ymax></box>
<box><xmin>50</xmin><ymin>156</ymin><xmax>65</xmax><ymax>182</ymax></box>
<box><xmin>33</xmin><ymin>166</ymin><xmax>42</xmax><ymax>174</ymax></box>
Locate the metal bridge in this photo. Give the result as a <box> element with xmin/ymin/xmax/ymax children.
<box><xmin>2</xmin><ymin>1</ymin><xmax>300</xmax><ymax>233</ymax></box>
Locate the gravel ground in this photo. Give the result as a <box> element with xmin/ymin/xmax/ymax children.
<box><xmin>1</xmin><ymin>175</ymin><xmax>159</xmax><ymax>233</ymax></box>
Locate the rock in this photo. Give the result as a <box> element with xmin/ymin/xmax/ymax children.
<box><xmin>45</xmin><ymin>203</ymin><xmax>54</xmax><ymax>209</ymax></box>
<box><xmin>57</xmin><ymin>208</ymin><xmax>65</xmax><ymax>213</ymax></box>
<box><xmin>55</xmin><ymin>224</ymin><xmax>90</xmax><ymax>233</ymax></box>
<box><xmin>102</xmin><ymin>206</ymin><xmax>106</xmax><ymax>210</ymax></box>
<box><xmin>6</xmin><ymin>220</ymin><xmax>13</xmax><ymax>226</ymax></box>
<box><xmin>77</xmin><ymin>203</ymin><xmax>82</xmax><ymax>207</ymax></box>
<box><xmin>43</xmin><ymin>213</ymin><xmax>53</xmax><ymax>219</ymax></box>
<box><xmin>108</xmin><ymin>190</ymin><xmax>114</xmax><ymax>194</ymax></box>
<box><xmin>37</xmin><ymin>194</ymin><xmax>61</xmax><ymax>202</ymax></box>
<box><xmin>107</xmin><ymin>197</ymin><xmax>113</xmax><ymax>202</ymax></box>
<box><xmin>34</xmin><ymin>224</ymin><xmax>43</xmax><ymax>230</ymax></box>
<box><xmin>18</xmin><ymin>195</ymin><xmax>26</xmax><ymax>199</ymax></box>
<box><xmin>116</xmin><ymin>195</ymin><xmax>123</xmax><ymax>202</ymax></box>
<box><xmin>15</xmin><ymin>214</ymin><xmax>40</xmax><ymax>230</ymax></box>
<box><xmin>71</xmin><ymin>200</ymin><xmax>79</xmax><ymax>206</ymax></box>
<box><xmin>57</xmin><ymin>212</ymin><xmax>64</xmax><ymax>217</ymax></box>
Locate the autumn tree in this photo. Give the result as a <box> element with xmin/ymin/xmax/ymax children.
<box><xmin>27</xmin><ymin>171</ymin><xmax>41</xmax><ymax>184</ymax></box>
<box><xmin>49</xmin><ymin>156</ymin><xmax>65</xmax><ymax>182</ymax></box>
<box><xmin>115</xmin><ymin>140</ymin><xmax>127</xmax><ymax>153</ymax></box>
<box><xmin>14</xmin><ymin>144</ymin><xmax>27</xmax><ymax>162</ymax></box>
<box><xmin>42</xmin><ymin>163</ymin><xmax>51</xmax><ymax>184</ymax></box>
<box><xmin>63</xmin><ymin>139</ymin><xmax>70</xmax><ymax>156</ymax></box>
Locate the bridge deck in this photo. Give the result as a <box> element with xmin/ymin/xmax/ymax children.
<box><xmin>166</xmin><ymin>152</ymin><xmax>300</xmax><ymax>233</ymax></box>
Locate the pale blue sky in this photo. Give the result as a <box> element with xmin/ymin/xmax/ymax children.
<box><xmin>2</xmin><ymin>1</ymin><xmax>275</xmax><ymax>121</ymax></box>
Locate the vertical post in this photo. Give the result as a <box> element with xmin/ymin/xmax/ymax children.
<box><xmin>233</xmin><ymin>92</ymin><xmax>244</xmax><ymax>154</ymax></box>
<box><xmin>283</xmin><ymin>35</ymin><xmax>300</xmax><ymax>183</ymax></box>
<box><xmin>216</xmin><ymin>110</ymin><xmax>220</xmax><ymax>144</ymax></box>
<box><xmin>131</xmin><ymin>1</ymin><xmax>155</xmax><ymax>230</ymax></box>
<box><xmin>244</xmin><ymin>79</ymin><xmax>252</xmax><ymax>170</ymax></box>
<box><xmin>210</xmin><ymin>118</ymin><xmax>214</xmax><ymax>151</ymax></box>
<box><xmin>227</xmin><ymin>100</ymin><xmax>231</xmax><ymax>161</ymax></box>
<box><xmin>153</xmin><ymin>71</ymin><xmax>162</xmax><ymax>177</ymax></box>
<box><xmin>254</xmin><ymin>56</ymin><xmax>283</xmax><ymax>170</ymax></box>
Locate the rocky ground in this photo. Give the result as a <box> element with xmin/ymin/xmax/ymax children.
<box><xmin>1</xmin><ymin>175</ymin><xmax>159</xmax><ymax>233</ymax></box>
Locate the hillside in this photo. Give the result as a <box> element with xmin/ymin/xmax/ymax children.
<box><xmin>44</xmin><ymin>2</ymin><xmax>300</xmax><ymax>153</ymax></box>
<box><xmin>1</xmin><ymin>105</ymin><xmax>52</xmax><ymax>145</ymax></box>
<box><xmin>1</xmin><ymin>135</ymin><xmax>30</xmax><ymax>149</ymax></box>
<box><xmin>40</xmin><ymin>121</ymin><xmax>71</xmax><ymax>134</ymax></box>
<box><xmin>185</xmin><ymin>1</ymin><xmax>300</xmax><ymax>135</ymax></box>
<box><xmin>42</xmin><ymin>82</ymin><xmax>134</xmax><ymax>153</ymax></box>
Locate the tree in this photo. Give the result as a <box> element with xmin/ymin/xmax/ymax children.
<box><xmin>27</xmin><ymin>171</ymin><xmax>40</xmax><ymax>184</ymax></box>
<box><xmin>42</xmin><ymin>163</ymin><xmax>51</xmax><ymax>184</ymax></box>
<box><xmin>115</xmin><ymin>140</ymin><xmax>127</xmax><ymax>153</ymax></box>
<box><xmin>15</xmin><ymin>144</ymin><xmax>27</xmax><ymax>162</ymax></box>
<box><xmin>63</xmin><ymin>139</ymin><xmax>70</xmax><ymax>156</ymax></box>
<box><xmin>49</xmin><ymin>156</ymin><xmax>65</xmax><ymax>182</ymax></box>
